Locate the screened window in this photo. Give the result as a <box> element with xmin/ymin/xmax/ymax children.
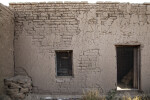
<box><xmin>56</xmin><ymin>51</ymin><xmax>73</xmax><ymax>76</ymax></box>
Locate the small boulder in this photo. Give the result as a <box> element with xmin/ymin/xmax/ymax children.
<box><xmin>4</xmin><ymin>75</ymin><xmax>32</xmax><ymax>100</ymax></box>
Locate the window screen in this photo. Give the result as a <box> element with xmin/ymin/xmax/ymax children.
<box><xmin>56</xmin><ymin>51</ymin><xmax>72</xmax><ymax>76</ymax></box>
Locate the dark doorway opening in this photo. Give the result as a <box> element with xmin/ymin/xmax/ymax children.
<box><xmin>116</xmin><ymin>46</ymin><xmax>140</xmax><ymax>90</ymax></box>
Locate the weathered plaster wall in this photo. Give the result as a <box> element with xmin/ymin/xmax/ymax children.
<box><xmin>10</xmin><ymin>2</ymin><xmax>150</xmax><ymax>94</ymax></box>
<box><xmin>0</xmin><ymin>3</ymin><xmax>14</xmax><ymax>94</ymax></box>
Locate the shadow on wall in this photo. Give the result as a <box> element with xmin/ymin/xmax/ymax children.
<box><xmin>0</xmin><ymin>3</ymin><xmax>14</xmax><ymax>95</ymax></box>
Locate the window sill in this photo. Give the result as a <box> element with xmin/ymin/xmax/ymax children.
<box><xmin>56</xmin><ymin>76</ymin><xmax>74</xmax><ymax>78</ymax></box>
<box><xmin>117</xmin><ymin>87</ymin><xmax>139</xmax><ymax>91</ymax></box>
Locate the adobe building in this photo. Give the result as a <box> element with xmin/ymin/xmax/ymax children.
<box><xmin>0</xmin><ymin>1</ymin><xmax>150</xmax><ymax>96</ymax></box>
<box><xmin>0</xmin><ymin>3</ymin><xmax>14</xmax><ymax>95</ymax></box>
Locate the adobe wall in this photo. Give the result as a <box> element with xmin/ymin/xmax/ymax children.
<box><xmin>10</xmin><ymin>2</ymin><xmax>150</xmax><ymax>94</ymax></box>
<box><xmin>0</xmin><ymin>3</ymin><xmax>14</xmax><ymax>94</ymax></box>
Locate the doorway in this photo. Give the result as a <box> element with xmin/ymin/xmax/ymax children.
<box><xmin>116</xmin><ymin>45</ymin><xmax>140</xmax><ymax>90</ymax></box>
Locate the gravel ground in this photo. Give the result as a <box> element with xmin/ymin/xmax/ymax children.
<box><xmin>24</xmin><ymin>94</ymin><xmax>81</xmax><ymax>100</ymax></box>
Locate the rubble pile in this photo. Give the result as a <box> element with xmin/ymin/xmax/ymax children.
<box><xmin>4</xmin><ymin>75</ymin><xmax>32</xmax><ymax>100</ymax></box>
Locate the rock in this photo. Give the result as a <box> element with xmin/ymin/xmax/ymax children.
<box><xmin>6</xmin><ymin>88</ymin><xmax>19</xmax><ymax>95</ymax></box>
<box><xmin>20</xmin><ymin>88</ymin><xmax>29</xmax><ymax>93</ymax></box>
<box><xmin>9</xmin><ymin>83</ymin><xmax>21</xmax><ymax>89</ymax></box>
<box><xmin>4</xmin><ymin>75</ymin><xmax>32</xmax><ymax>100</ymax></box>
<box><xmin>22</xmin><ymin>83</ymin><xmax>32</xmax><ymax>88</ymax></box>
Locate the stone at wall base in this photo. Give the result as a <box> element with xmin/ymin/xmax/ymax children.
<box><xmin>4</xmin><ymin>75</ymin><xmax>32</xmax><ymax>100</ymax></box>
